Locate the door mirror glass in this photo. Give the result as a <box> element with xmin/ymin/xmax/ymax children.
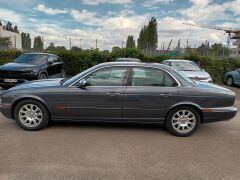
<box><xmin>78</xmin><ymin>79</ymin><xmax>87</xmax><ymax>88</ymax></box>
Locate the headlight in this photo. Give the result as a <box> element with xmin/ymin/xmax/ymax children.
<box><xmin>0</xmin><ymin>98</ymin><xmax>2</xmax><ymax>105</ymax></box>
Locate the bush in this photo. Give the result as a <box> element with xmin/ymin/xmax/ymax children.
<box><xmin>0</xmin><ymin>49</ymin><xmax>240</xmax><ymax>84</ymax></box>
<box><xmin>0</xmin><ymin>50</ymin><xmax>22</xmax><ymax>65</ymax></box>
<box><xmin>184</xmin><ymin>53</ymin><xmax>240</xmax><ymax>83</ymax></box>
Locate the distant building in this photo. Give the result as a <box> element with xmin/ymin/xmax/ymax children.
<box><xmin>0</xmin><ymin>26</ymin><xmax>22</xmax><ymax>50</ymax></box>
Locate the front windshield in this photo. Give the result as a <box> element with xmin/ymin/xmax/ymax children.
<box><xmin>15</xmin><ymin>54</ymin><xmax>48</xmax><ymax>65</ymax></box>
<box><xmin>171</xmin><ymin>61</ymin><xmax>202</xmax><ymax>71</ymax></box>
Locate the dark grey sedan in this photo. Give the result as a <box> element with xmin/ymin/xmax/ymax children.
<box><xmin>0</xmin><ymin>62</ymin><xmax>237</xmax><ymax>136</ymax></box>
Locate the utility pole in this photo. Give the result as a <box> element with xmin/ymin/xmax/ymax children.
<box><xmin>187</xmin><ymin>39</ymin><xmax>189</xmax><ymax>48</ymax></box>
<box><xmin>80</xmin><ymin>39</ymin><xmax>82</xmax><ymax>49</ymax></box>
<box><xmin>122</xmin><ymin>40</ymin><xmax>124</xmax><ymax>49</ymax></box>
<box><xmin>69</xmin><ymin>37</ymin><xmax>72</xmax><ymax>50</ymax></box>
<box><xmin>96</xmin><ymin>39</ymin><xmax>98</xmax><ymax>49</ymax></box>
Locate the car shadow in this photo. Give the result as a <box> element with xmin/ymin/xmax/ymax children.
<box><xmin>48</xmin><ymin>121</ymin><xmax>165</xmax><ymax>132</ymax></box>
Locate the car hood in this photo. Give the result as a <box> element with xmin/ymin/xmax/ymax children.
<box><xmin>179</xmin><ymin>70</ymin><xmax>210</xmax><ymax>79</ymax></box>
<box><xmin>7</xmin><ymin>78</ymin><xmax>64</xmax><ymax>91</ymax></box>
<box><xmin>0</xmin><ymin>62</ymin><xmax>37</xmax><ymax>71</ymax></box>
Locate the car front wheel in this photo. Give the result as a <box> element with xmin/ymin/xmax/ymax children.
<box><xmin>226</xmin><ymin>76</ymin><xmax>234</xmax><ymax>86</ymax></box>
<box><xmin>14</xmin><ymin>100</ymin><xmax>49</xmax><ymax>131</ymax></box>
<box><xmin>165</xmin><ymin>106</ymin><xmax>200</xmax><ymax>137</ymax></box>
<box><xmin>38</xmin><ymin>72</ymin><xmax>48</xmax><ymax>80</ymax></box>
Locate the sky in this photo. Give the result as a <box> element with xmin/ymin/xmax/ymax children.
<box><xmin>0</xmin><ymin>0</ymin><xmax>240</xmax><ymax>50</ymax></box>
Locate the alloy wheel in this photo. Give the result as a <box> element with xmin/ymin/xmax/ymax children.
<box><xmin>171</xmin><ymin>110</ymin><xmax>196</xmax><ymax>134</ymax></box>
<box><xmin>19</xmin><ymin>104</ymin><xmax>43</xmax><ymax>128</ymax></box>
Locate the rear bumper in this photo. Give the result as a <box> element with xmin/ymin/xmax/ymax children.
<box><xmin>202</xmin><ymin>107</ymin><xmax>237</xmax><ymax>123</ymax></box>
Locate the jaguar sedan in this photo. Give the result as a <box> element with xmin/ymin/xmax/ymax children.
<box><xmin>0</xmin><ymin>62</ymin><xmax>237</xmax><ymax>136</ymax></box>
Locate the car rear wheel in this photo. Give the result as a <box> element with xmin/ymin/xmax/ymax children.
<box><xmin>226</xmin><ymin>76</ymin><xmax>234</xmax><ymax>86</ymax></box>
<box><xmin>14</xmin><ymin>100</ymin><xmax>49</xmax><ymax>131</ymax></box>
<box><xmin>165</xmin><ymin>106</ymin><xmax>200</xmax><ymax>137</ymax></box>
<box><xmin>38</xmin><ymin>73</ymin><xmax>48</xmax><ymax>80</ymax></box>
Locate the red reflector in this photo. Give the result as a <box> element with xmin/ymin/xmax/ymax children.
<box><xmin>56</xmin><ymin>104</ymin><xmax>65</xmax><ymax>109</ymax></box>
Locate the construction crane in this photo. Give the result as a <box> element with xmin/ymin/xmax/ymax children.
<box><xmin>167</xmin><ymin>39</ymin><xmax>173</xmax><ymax>52</ymax></box>
<box><xmin>183</xmin><ymin>22</ymin><xmax>240</xmax><ymax>48</ymax></box>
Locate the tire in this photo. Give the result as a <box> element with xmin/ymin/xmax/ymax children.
<box><xmin>165</xmin><ymin>106</ymin><xmax>200</xmax><ymax>137</ymax></box>
<box><xmin>14</xmin><ymin>100</ymin><xmax>49</xmax><ymax>131</ymax></box>
<box><xmin>226</xmin><ymin>76</ymin><xmax>234</xmax><ymax>87</ymax></box>
<box><xmin>38</xmin><ymin>72</ymin><xmax>48</xmax><ymax>80</ymax></box>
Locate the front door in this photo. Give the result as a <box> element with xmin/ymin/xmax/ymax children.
<box><xmin>66</xmin><ymin>66</ymin><xmax>128</xmax><ymax>120</ymax></box>
<box><xmin>123</xmin><ymin>67</ymin><xmax>179</xmax><ymax>122</ymax></box>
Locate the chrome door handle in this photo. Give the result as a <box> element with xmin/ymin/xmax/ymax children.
<box><xmin>159</xmin><ymin>93</ymin><xmax>172</xmax><ymax>97</ymax></box>
<box><xmin>106</xmin><ymin>92</ymin><xmax>121</xmax><ymax>96</ymax></box>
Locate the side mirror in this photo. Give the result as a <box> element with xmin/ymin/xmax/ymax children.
<box><xmin>78</xmin><ymin>79</ymin><xmax>87</xmax><ymax>88</ymax></box>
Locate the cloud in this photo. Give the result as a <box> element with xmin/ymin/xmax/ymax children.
<box><xmin>0</xmin><ymin>8</ymin><xmax>23</xmax><ymax>25</ymax></box>
<box><xmin>80</xmin><ymin>0</ymin><xmax>133</xmax><ymax>5</ymax></box>
<box><xmin>69</xmin><ymin>9</ymin><xmax>101</xmax><ymax>26</ymax></box>
<box><xmin>142</xmin><ymin>0</ymin><xmax>174</xmax><ymax>8</ymax></box>
<box><xmin>34</xmin><ymin>4</ymin><xmax>68</xmax><ymax>15</ymax></box>
<box><xmin>179</xmin><ymin>0</ymin><xmax>228</xmax><ymax>23</ymax></box>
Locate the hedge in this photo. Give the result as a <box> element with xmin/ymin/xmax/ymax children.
<box><xmin>0</xmin><ymin>49</ymin><xmax>240</xmax><ymax>83</ymax></box>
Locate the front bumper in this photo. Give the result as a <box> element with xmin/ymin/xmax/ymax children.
<box><xmin>202</xmin><ymin>106</ymin><xmax>237</xmax><ymax>123</ymax></box>
<box><xmin>0</xmin><ymin>79</ymin><xmax>29</xmax><ymax>87</ymax></box>
<box><xmin>0</xmin><ymin>103</ymin><xmax>12</xmax><ymax>119</ymax></box>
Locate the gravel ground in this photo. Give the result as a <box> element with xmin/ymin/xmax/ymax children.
<box><xmin>0</xmin><ymin>86</ymin><xmax>240</xmax><ymax>180</ymax></box>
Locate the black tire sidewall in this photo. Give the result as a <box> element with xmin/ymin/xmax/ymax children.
<box><xmin>38</xmin><ymin>72</ymin><xmax>48</xmax><ymax>80</ymax></box>
<box><xmin>165</xmin><ymin>106</ymin><xmax>200</xmax><ymax>137</ymax></box>
<box><xmin>14</xmin><ymin>100</ymin><xmax>49</xmax><ymax>131</ymax></box>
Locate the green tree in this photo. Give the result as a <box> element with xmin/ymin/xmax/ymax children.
<box><xmin>126</xmin><ymin>35</ymin><xmax>136</xmax><ymax>49</ymax></box>
<box><xmin>71</xmin><ymin>46</ymin><xmax>82</xmax><ymax>51</ymax></box>
<box><xmin>46</xmin><ymin>42</ymin><xmax>55</xmax><ymax>51</ymax></box>
<box><xmin>0</xmin><ymin>37</ymin><xmax>12</xmax><ymax>50</ymax></box>
<box><xmin>21</xmin><ymin>32</ymin><xmax>31</xmax><ymax>50</ymax></box>
<box><xmin>112</xmin><ymin>46</ymin><xmax>121</xmax><ymax>53</ymax></box>
<box><xmin>137</xmin><ymin>17</ymin><xmax>158</xmax><ymax>54</ymax></box>
<box><xmin>33</xmin><ymin>36</ymin><xmax>44</xmax><ymax>50</ymax></box>
<box><xmin>26</xmin><ymin>33</ymin><xmax>31</xmax><ymax>49</ymax></box>
<box><xmin>13</xmin><ymin>25</ymin><xmax>19</xmax><ymax>33</ymax></box>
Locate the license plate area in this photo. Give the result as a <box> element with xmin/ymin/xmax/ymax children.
<box><xmin>4</xmin><ymin>79</ymin><xmax>18</xmax><ymax>83</ymax></box>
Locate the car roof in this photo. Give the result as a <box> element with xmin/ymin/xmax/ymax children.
<box><xmin>96</xmin><ymin>61</ymin><xmax>172</xmax><ymax>70</ymax></box>
<box><xmin>24</xmin><ymin>52</ymin><xmax>57</xmax><ymax>56</ymax></box>
<box><xmin>164</xmin><ymin>59</ymin><xmax>193</xmax><ymax>62</ymax></box>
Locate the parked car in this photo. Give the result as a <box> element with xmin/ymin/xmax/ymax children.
<box><xmin>0</xmin><ymin>53</ymin><xmax>66</xmax><ymax>88</ymax></box>
<box><xmin>0</xmin><ymin>62</ymin><xmax>237</xmax><ymax>137</ymax></box>
<box><xmin>163</xmin><ymin>60</ymin><xmax>212</xmax><ymax>83</ymax></box>
<box><xmin>225</xmin><ymin>69</ymin><xmax>240</xmax><ymax>86</ymax></box>
<box><xmin>116</xmin><ymin>58</ymin><xmax>141</xmax><ymax>62</ymax></box>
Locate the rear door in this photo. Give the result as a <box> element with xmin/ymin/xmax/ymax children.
<box><xmin>123</xmin><ymin>67</ymin><xmax>179</xmax><ymax>122</ymax></box>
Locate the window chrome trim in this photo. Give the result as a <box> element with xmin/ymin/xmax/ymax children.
<box><xmin>68</xmin><ymin>65</ymin><xmax>181</xmax><ymax>88</ymax></box>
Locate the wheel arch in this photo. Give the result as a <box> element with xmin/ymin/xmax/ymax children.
<box><xmin>38</xmin><ymin>70</ymin><xmax>48</xmax><ymax>78</ymax></box>
<box><xmin>165</xmin><ymin>103</ymin><xmax>203</xmax><ymax>123</ymax></box>
<box><xmin>11</xmin><ymin>96</ymin><xmax>51</xmax><ymax>120</ymax></box>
